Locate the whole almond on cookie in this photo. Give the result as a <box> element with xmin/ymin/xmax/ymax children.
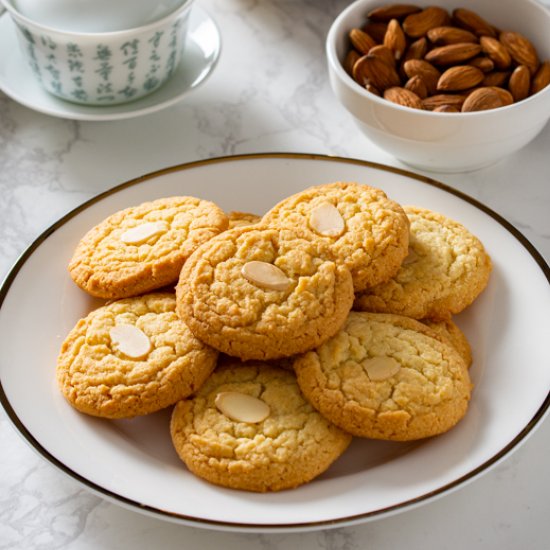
<box><xmin>384</xmin><ymin>19</ymin><xmax>407</xmax><ymax>60</ymax></box>
<box><xmin>425</xmin><ymin>43</ymin><xmax>482</xmax><ymax>65</ymax></box>
<box><xmin>403</xmin><ymin>7</ymin><xmax>450</xmax><ymax>38</ymax></box>
<box><xmin>452</xmin><ymin>8</ymin><xmax>496</xmax><ymax>37</ymax></box>
<box><xmin>437</xmin><ymin>65</ymin><xmax>484</xmax><ymax>91</ymax></box>
<box><xmin>384</xmin><ymin>86</ymin><xmax>424</xmax><ymax>109</ymax></box>
<box><xmin>461</xmin><ymin>86</ymin><xmax>513</xmax><ymax>111</ymax></box>
<box><xmin>499</xmin><ymin>31</ymin><xmax>539</xmax><ymax>74</ymax></box>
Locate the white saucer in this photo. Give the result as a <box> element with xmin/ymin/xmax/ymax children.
<box><xmin>0</xmin><ymin>7</ymin><xmax>221</xmax><ymax>121</ymax></box>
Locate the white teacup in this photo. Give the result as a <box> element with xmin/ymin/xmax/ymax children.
<box><xmin>1</xmin><ymin>0</ymin><xmax>194</xmax><ymax>106</ymax></box>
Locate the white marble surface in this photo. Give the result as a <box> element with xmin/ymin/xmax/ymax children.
<box><xmin>1</xmin><ymin>0</ymin><xmax>549</xmax><ymax>548</ymax></box>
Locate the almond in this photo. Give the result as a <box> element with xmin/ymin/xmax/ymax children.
<box><xmin>427</xmin><ymin>26</ymin><xmax>477</xmax><ymax>45</ymax></box>
<box><xmin>480</xmin><ymin>36</ymin><xmax>511</xmax><ymax>70</ymax></box>
<box><xmin>468</xmin><ymin>56</ymin><xmax>495</xmax><ymax>73</ymax></box>
<box><xmin>403</xmin><ymin>59</ymin><xmax>441</xmax><ymax>94</ymax></box>
<box><xmin>344</xmin><ymin>49</ymin><xmax>361</xmax><ymax>76</ymax></box>
<box><xmin>369</xmin><ymin>44</ymin><xmax>397</xmax><ymax>68</ymax></box>
<box><xmin>349</xmin><ymin>28</ymin><xmax>377</xmax><ymax>55</ymax></box>
<box><xmin>403</xmin><ymin>37</ymin><xmax>428</xmax><ymax>61</ymax></box>
<box><xmin>355</xmin><ymin>53</ymin><xmax>401</xmax><ymax>91</ymax></box>
<box><xmin>422</xmin><ymin>94</ymin><xmax>466</xmax><ymax>110</ymax></box>
<box><xmin>499</xmin><ymin>31</ymin><xmax>539</xmax><ymax>74</ymax></box>
<box><xmin>437</xmin><ymin>65</ymin><xmax>484</xmax><ymax>91</ymax></box>
<box><xmin>405</xmin><ymin>75</ymin><xmax>428</xmax><ymax>99</ymax></box>
<box><xmin>403</xmin><ymin>7</ymin><xmax>450</xmax><ymax>38</ymax></box>
<box><xmin>461</xmin><ymin>86</ymin><xmax>513</xmax><ymax>111</ymax></box>
<box><xmin>366</xmin><ymin>83</ymin><xmax>382</xmax><ymax>96</ymax></box>
<box><xmin>482</xmin><ymin>71</ymin><xmax>510</xmax><ymax>88</ymax></box>
<box><xmin>363</xmin><ymin>21</ymin><xmax>388</xmax><ymax>44</ymax></box>
<box><xmin>433</xmin><ymin>104</ymin><xmax>460</xmax><ymax>113</ymax></box>
<box><xmin>531</xmin><ymin>60</ymin><xmax>550</xmax><ymax>94</ymax></box>
<box><xmin>384</xmin><ymin>86</ymin><xmax>424</xmax><ymax>109</ymax></box>
<box><xmin>509</xmin><ymin>65</ymin><xmax>530</xmax><ymax>101</ymax></box>
<box><xmin>452</xmin><ymin>8</ymin><xmax>496</xmax><ymax>38</ymax></box>
<box><xmin>425</xmin><ymin>42</ymin><xmax>482</xmax><ymax>65</ymax></box>
<box><xmin>384</xmin><ymin>19</ymin><xmax>407</xmax><ymax>60</ymax></box>
<box><xmin>368</xmin><ymin>4</ymin><xmax>422</xmax><ymax>22</ymax></box>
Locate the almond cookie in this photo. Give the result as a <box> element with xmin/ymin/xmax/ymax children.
<box><xmin>176</xmin><ymin>225</ymin><xmax>354</xmax><ymax>361</ymax></box>
<box><xmin>57</xmin><ymin>293</ymin><xmax>218</xmax><ymax>419</ymax></box>
<box><xmin>294</xmin><ymin>312</ymin><xmax>472</xmax><ymax>441</ymax></box>
<box><xmin>261</xmin><ymin>182</ymin><xmax>410</xmax><ymax>291</ymax></box>
<box><xmin>170</xmin><ymin>362</ymin><xmax>352</xmax><ymax>492</ymax></box>
<box><xmin>227</xmin><ymin>211</ymin><xmax>261</xmax><ymax>229</ymax></box>
<box><xmin>422</xmin><ymin>318</ymin><xmax>472</xmax><ymax>368</ymax></box>
<box><xmin>354</xmin><ymin>206</ymin><xmax>492</xmax><ymax>319</ymax></box>
<box><xmin>68</xmin><ymin>196</ymin><xmax>229</xmax><ymax>299</ymax></box>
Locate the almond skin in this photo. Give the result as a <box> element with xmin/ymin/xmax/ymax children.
<box><xmin>480</xmin><ymin>36</ymin><xmax>512</xmax><ymax>70</ymax></box>
<box><xmin>468</xmin><ymin>57</ymin><xmax>495</xmax><ymax>73</ymax></box>
<box><xmin>531</xmin><ymin>61</ymin><xmax>550</xmax><ymax>94</ymax></box>
<box><xmin>427</xmin><ymin>26</ymin><xmax>477</xmax><ymax>45</ymax></box>
<box><xmin>433</xmin><ymin>105</ymin><xmax>460</xmax><ymax>113</ymax></box>
<box><xmin>422</xmin><ymin>94</ymin><xmax>466</xmax><ymax>110</ymax></box>
<box><xmin>461</xmin><ymin>86</ymin><xmax>513</xmax><ymax>112</ymax></box>
<box><xmin>482</xmin><ymin>71</ymin><xmax>510</xmax><ymax>88</ymax></box>
<box><xmin>425</xmin><ymin>43</ymin><xmax>482</xmax><ymax>65</ymax></box>
<box><xmin>452</xmin><ymin>8</ymin><xmax>496</xmax><ymax>38</ymax></box>
<box><xmin>344</xmin><ymin>50</ymin><xmax>361</xmax><ymax>76</ymax></box>
<box><xmin>368</xmin><ymin>4</ymin><xmax>422</xmax><ymax>22</ymax></box>
<box><xmin>369</xmin><ymin>44</ymin><xmax>397</xmax><ymax>68</ymax></box>
<box><xmin>403</xmin><ymin>37</ymin><xmax>428</xmax><ymax>61</ymax></box>
<box><xmin>363</xmin><ymin>21</ymin><xmax>388</xmax><ymax>44</ymax></box>
<box><xmin>384</xmin><ymin>19</ymin><xmax>407</xmax><ymax>60</ymax></box>
<box><xmin>383</xmin><ymin>86</ymin><xmax>424</xmax><ymax>109</ymax></box>
<box><xmin>499</xmin><ymin>31</ymin><xmax>539</xmax><ymax>74</ymax></box>
<box><xmin>405</xmin><ymin>75</ymin><xmax>428</xmax><ymax>99</ymax></box>
<box><xmin>355</xmin><ymin>53</ymin><xmax>402</xmax><ymax>91</ymax></box>
<box><xmin>403</xmin><ymin>59</ymin><xmax>441</xmax><ymax>95</ymax></box>
<box><xmin>509</xmin><ymin>65</ymin><xmax>530</xmax><ymax>101</ymax></box>
<box><xmin>437</xmin><ymin>65</ymin><xmax>485</xmax><ymax>91</ymax></box>
<box><xmin>403</xmin><ymin>7</ymin><xmax>450</xmax><ymax>38</ymax></box>
<box><xmin>349</xmin><ymin>28</ymin><xmax>377</xmax><ymax>55</ymax></box>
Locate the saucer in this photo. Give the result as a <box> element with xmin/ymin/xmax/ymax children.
<box><xmin>0</xmin><ymin>7</ymin><xmax>221</xmax><ymax>121</ymax></box>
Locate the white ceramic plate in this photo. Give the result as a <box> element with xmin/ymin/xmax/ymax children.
<box><xmin>1</xmin><ymin>154</ymin><xmax>549</xmax><ymax>533</ymax></box>
<box><xmin>0</xmin><ymin>7</ymin><xmax>221</xmax><ymax>121</ymax></box>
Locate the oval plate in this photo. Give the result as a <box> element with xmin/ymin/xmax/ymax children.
<box><xmin>1</xmin><ymin>153</ymin><xmax>549</xmax><ymax>532</ymax></box>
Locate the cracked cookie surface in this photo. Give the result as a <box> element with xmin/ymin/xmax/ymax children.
<box><xmin>354</xmin><ymin>206</ymin><xmax>492</xmax><ymax>319</ymax></box>
<box><xmin>422</xmin><ymin>318</ymin><xmax>472</xmax><ymax>368</ymax></box>
<box><xmin>261</xmin><ymin>182</ymin><xmax>410</xmax><ymax>291</ymax></box>
<box><xmin>170</xmin><ymin>363</ymin><xmax>352</xmax><ymax>492</ymax></box>
<box><xmin>68</xmin><ymin>196</ymin><xmax>228</xmax><ymax>299</ymax></box>
<box><xmin>294</xmin><ymin>312</ymin><xmax>472</xmax><ymax>441</ymax></box>
<box><xmin>176</xmin><ymin>225</ymin><xmax>354</xmax><ymax>360</ymax></box>
<box><xmin>57</xmin><ymin>293</ymin><xmax>218</xmax><ymax>419</ymax></box>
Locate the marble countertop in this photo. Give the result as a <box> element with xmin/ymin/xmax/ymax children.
<box><xmin>1</xmin><ymin>0</ymin><xmax>549</xmax><ymax>548</ymax></box>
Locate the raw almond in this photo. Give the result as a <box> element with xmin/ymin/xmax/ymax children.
<box><xmin>403</xmin><ymin>6</ymin><xmax>450</xmax><ymax>38</ymax></box>
<box><xmin>358</xmin><ymin>53</ymin><xmax>402</xmax><ymax>91</ymax></box>
<box><xmin>427</xmin><ymin>26</ymin><xmax>477</xmax><ymax>45</ymax></box>
<box><xmin>363</xmin><ymin>21</ymin><xmax>388</xmax><ymax>44</ymax></box>
<box><xmin>468</xmin><ymin>56</ymin><xmax>494</xmax><ymax>73</ymax></box>
<box><xmin>366</xmin><ymin>83</ymin><xmax>381</xmax><ymax>96</ymax></box>
<box><xmin>509</xmin><ymin>65</ymin><xmax>530</xmax><ymax>101</ymax></box>
<box><xmin>499</xmin><ymin>31</ymin><xmax>539</xmax><ymax>74</ymax></box>
<box><xmin>383</xmin><ymin>86</ymin><xmax>424</xmax><ymax>109</ymax></box>
<box><xmin>403</xmin><ymin>59</ymin><xmax>441</xmax><ymax>94</ymax></box>
<box><xmin>344</xmin><ymin>49</ymin><xmax>361</xmax><ymax>76</ymax></box>
<box><xmin>403</xmin><ymin>37</ymin><xmax>428</xmax><ymax>61</ymax></box>
<box><xmin>531</xmin><ymin>60</ymin><xmax>550</xmax><ymax>94</ymax></box>
<box><xmin>405</xmin><ymin>75</ymin><xmax>428</xmax><ymax>99</ymax></box>
<box><xmin>422</xmin><ymin>93</ymin><xmax>466</xmax><ymax>110</ymax></box>
<box><xmin>425</xmin><ymin>42</ymin><xmax>482</xmax><ymax>65</ymax></box>
<box><xmin>349</xmin><ymin>28</ymin><xmax>377</xmax><ymax>55</ymax></box>
<box><xmin>369</xmin><ymin>44</ymin><xmax>397</xmax><ymax>68</ymax></box>
<box><xmin>482</xmin><ymin>71</ymin><xmax>510</xmax><ymax>87</ymax></box>
<box><xmin>452</xmin><ymin>8</ymin><xmax>496</xmax><ymax>38</ymax></box>
<box><xmin>461</xmin><ymin>86</ymin><xmax>513</xmax><ymax>112</ymax></box>
<box><xmin>368</xmin><ymin>4</ymin><xmax>422</xmax><ymax>22</ymax></box>
<box><xmin>437</xmin><ymin>65</ymin><xmax>484</xmax><ymax>91</ymax></box>
<box><xmin>384</xmin><ymin>19</ymin><xmax>407</xmax><ymax>60</ymax></box>
<box><xmin>480</xmin><ymin>36</ymin><xmax>511</xmax><ymax>70</ymax></box>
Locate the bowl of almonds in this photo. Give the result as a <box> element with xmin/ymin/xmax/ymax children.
<box><xmin>326</xmin><ymin>0</ymin><xmax>550</xmax><ymax>172</ymax></box>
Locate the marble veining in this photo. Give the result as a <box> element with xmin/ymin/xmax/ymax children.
<box><xmin>1</xmin><ymin>0</ymin><xmax>549</xmax><ymax>548</ymax></box>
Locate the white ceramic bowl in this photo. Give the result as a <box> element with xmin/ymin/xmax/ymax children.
<box><xmin>1</xmin><ymin>0</ymin><xmax>194</xmax><ymax>106</ymax></box>
<box><xmin>326</xmin><ymin>0</ymin><xmax>550</xmax><ymax>172</ymax></box>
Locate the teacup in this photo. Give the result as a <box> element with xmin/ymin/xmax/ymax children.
<box><xmin>1</xmin><ymin>0</ymin><xmax>194</xmax><ymax>106</ymax></box>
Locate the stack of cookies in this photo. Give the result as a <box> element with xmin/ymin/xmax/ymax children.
<box><xmin>57</xmin><ymin>182</ymin><xmax>491</xmax><ymax>492</ymax></box>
